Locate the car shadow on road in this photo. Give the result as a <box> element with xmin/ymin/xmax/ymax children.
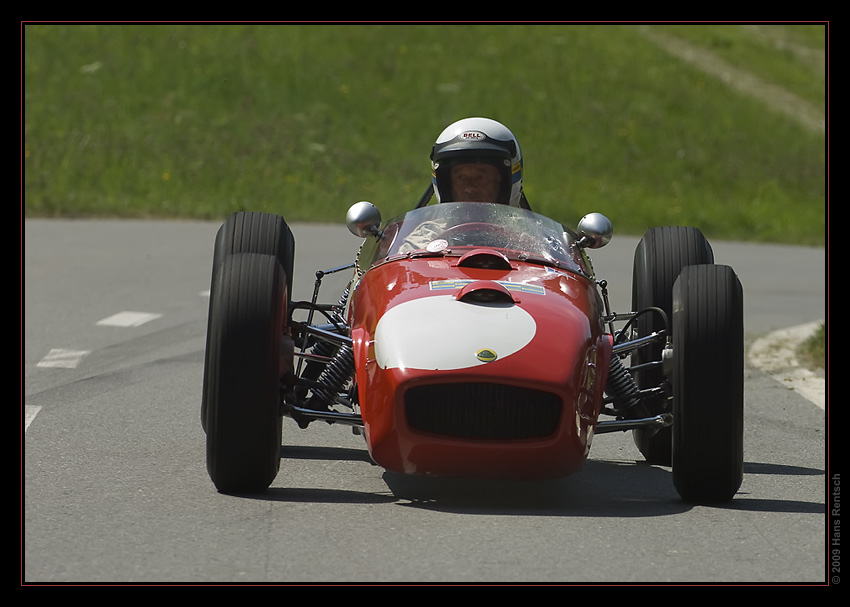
<box><xmin>263</xmin><ymin>445</ymin><xmax>824</xmax><ymax>517</ymax></box>
<box><xmin>280</xmin><ymin>443</ymin><xmax>374</xmax><ymax>464</ymax></box>
<box><xmin>382</xmin><ymin>459</ymin><xmax>826</xmax><ymax>517</ymax></box>
<box><xmin>381</xmin><ymin>459</ymin><xmax>689</xmax><ymax>517</ymax></box>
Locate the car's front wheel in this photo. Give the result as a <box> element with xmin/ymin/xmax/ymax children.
<box><xmin>671</xmin><ymin>264</ymin><xmax>744</xmax><ymax>503</ymax></box>
<box><xmin>205</xmin><ymin>253</ymin><xmax>286</xmax><ymax>494</ymax></box>
<box><xmin>202</xmin><ymin>212</ymin><xmax>295</xmax><ymax>431</ymax></box>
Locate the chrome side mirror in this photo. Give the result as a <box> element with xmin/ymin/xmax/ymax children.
<box><xmin>576</xmin><ymin>213</ymin><xmax>613</xmax><ymax>249</ymax></box>
<box><xmin>346</xmin><ymin>201</ymin><xmax>382</xmax><ymax>239</ymax></box>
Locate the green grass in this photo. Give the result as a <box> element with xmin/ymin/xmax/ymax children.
<box><xmin>23</xmin><ymin>23</ymin><xmax>827</xmax><ymax>245</ymax></box>
<box><xmin>797</xmin><ymin>323</ymin><xmax>826</xmax><ymax>371</ymax></box>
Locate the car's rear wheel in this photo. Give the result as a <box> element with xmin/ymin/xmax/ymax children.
<box><xmin>630</xmin><ymin>226</ymin><xmax>714</xmax><ymax>464</ymax></box>
<box><xmin>202</xmin><ymin>212</ymin><xmax>295</xmax><ymax>431</ymax></box>
<box><xmin>671</xmin><ymin>264</ymin><xmax>744</xmax><ymax>503</ymax></box>
<box><xmin>205</xmin><ymin>254</ymin><xmax>286</xmax><ymax>494</ymax></box>
<box><xmin>210</xmin><ymin>211</ymin><xmax>296</xmax><ymax>295</ymax></box>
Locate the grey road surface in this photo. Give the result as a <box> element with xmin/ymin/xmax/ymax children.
<box><xmin>23</xmin><ymin>218</ymin><xmax>828</xmax><ymax>584</ymax></box>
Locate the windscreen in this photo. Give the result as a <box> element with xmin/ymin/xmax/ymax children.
<box><xmin>357</xmin><ymin>203</ymin><xmax>588</xmax><ymax>274</ymax></box>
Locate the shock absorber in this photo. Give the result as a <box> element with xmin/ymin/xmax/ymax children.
<box><xmin>309</xmin><ymin>343</ymin><xmax>355</xmax><ymax>408</ymax></box>
<box><xmin>606</xmin><ymin>355</ymin><xmax>641</xmax><ymax>415</ymax></box>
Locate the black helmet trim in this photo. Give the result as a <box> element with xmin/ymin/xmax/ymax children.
<box><xmin>431</xmin><ymin>134</ymin><xmax>517</xmax><ymax>164</ymax></box>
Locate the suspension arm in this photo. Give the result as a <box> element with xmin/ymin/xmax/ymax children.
<box><xmin>611</xmin><ymin>330</ymin><xmax>667</xmax><ymax>356</ymax></box>
<box><xmin>595</xmin><ymin>413</ymin><xmax>672</xmax><ymax>434</ymax></box>
<box><xmin>298</xmin><ymin>323</ymin><xmax>353</xmax><ymax>347</ymax></box>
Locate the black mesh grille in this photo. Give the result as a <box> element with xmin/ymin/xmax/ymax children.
<box><xmin>404</xmin><ymin>383</ymin><xmax>562</xmax><ymax>440</ymax></box>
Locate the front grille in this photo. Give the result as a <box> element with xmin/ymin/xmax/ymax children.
<box><xmin>404</xmin><ymin>383</ymin><xmax>562</xmax><ymax>440</ymax></box>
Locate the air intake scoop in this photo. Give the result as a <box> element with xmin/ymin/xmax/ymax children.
<box><xmin>456</xmin><ymin>280</ymin><xmax>518</xmax><ymax>304</ymax></box>
<box><xmin>456</xmin><ymin>249</ymin><xmax>513</xmax><ymax>270</ymax></box>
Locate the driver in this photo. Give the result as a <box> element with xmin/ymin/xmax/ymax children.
<box><xmin>446</xmin><ymin>163</ymin><xmax>503</xmax><ymax>203</ymax></box>
<box><xmin>401</xmin><ymin>117</ymin><xmax>530</xmax><ymax>251</ymax></box>
<box><xmin>430</xmin><ymin>116</ymin><xmax>530</xmax><ymax>208</ymax></box>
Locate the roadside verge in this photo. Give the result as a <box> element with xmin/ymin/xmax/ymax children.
<box><xmin>748</xmin><ymin>320</ymin><xmax>825</xmax><ymax>409</ymax></box>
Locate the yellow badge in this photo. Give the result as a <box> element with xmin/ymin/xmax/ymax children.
<box><xmin>476</xmin><ymin>349</ymin><xmax>498</xmax><ymax>363</ymax></box>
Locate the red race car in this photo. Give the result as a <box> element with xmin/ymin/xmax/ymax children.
<box><xmin>201</xmin><ymin>201</ymin><xmax>743</xmax><ymax>504</ymax></box>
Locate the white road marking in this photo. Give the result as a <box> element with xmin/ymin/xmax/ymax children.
<box><xmin>30</xmin><ymin>310</ymin><xmax>164</xmax><ymax>431</ymax></box>
<box><xmin>24</xmin><ymin>405</ymin><xmax>42</xmax><ymax>432</ymax></box>
<box><xmin>96</xmin><ymin>311</ymin><xmax>162</xmax><ymax>327</ymax></box>
<box><xmin>36</xmin><ymin>348</ymin><xmax>91</xmax><ymax>369</ymax></box>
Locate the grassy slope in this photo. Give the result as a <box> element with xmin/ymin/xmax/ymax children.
<box><xmin>23</xmin><ymin>23</ymin><xmax>827</xmax><ymax>245</ymax></box>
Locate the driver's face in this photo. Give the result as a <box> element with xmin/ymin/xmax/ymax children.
<box><xmin>450</xmin><ymin>163</ymin><xmax>501</xmax><ymax>202</ymax></box>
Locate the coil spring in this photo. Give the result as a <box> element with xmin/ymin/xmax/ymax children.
<box><xmin>337</xmin><ymin>284</ymin><xmax>351</xmax><ymax>308</ymax></box>
<box><xmin>303</xmin><ymin>280</ymin><xmax>353</xmax><ymax>407</ymax></box>
<box><xmin>606</xmin><ymin>356</ymin><xmax>640</xmax><ymax>413</ymax></box>
<box><xmin>311</xmin><ymin>343</ymin><xmax>355</xmax><ymax>406</ymax></box>
<box><xmin>309</xmin><ymin>339</ymin><xmax>338</xmax><ymax>361</ymax></box>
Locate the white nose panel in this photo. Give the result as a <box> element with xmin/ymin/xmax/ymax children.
<box><xmin>374</xmin><ymin>295</ymin><xmax>537</xmax><ymax>371</ymax></box>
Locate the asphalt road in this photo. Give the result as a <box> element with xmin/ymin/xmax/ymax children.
<box><xmin>23</xmin><ymin>217</ymin><xmax>828</xmax><ymax>584</ymax></box>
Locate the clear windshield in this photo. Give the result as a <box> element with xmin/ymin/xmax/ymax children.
<box><xmin>357</xmin><ymin>203</ymin><xmax>588</xmax><ymax>274</ymax></box>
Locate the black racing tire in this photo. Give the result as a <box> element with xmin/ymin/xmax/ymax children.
<box><xmin>630</xmin><ymin>226</ymin><xmax>714</xmax><ymax>464</ymax></box>
<box><xmin>202</xmin><ymin>212</ymin><xmax>295</xmax><ymax>431</ymax></box>
<box><xmin>211</xmin><ymin>211</ymin><xmax>296</xmax><ymax>300</ymax></box>
<box><xmin>671</xmin><ymin>264</ymin><xmax>744</xmax><ymax>503</ymax></box>
<box><xmin>204</xmin><ymin>254</ymin><xmax>286</xmax><ymax>494</ymax></box>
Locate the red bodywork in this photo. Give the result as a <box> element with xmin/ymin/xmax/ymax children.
<box><xmin>348</xmin><ymin>249</ymin><xmax>613</xmax><ymax>480</ymax></box>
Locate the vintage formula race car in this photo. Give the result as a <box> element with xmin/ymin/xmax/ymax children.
<box><xmin>201</xmin><ymin>199</ymin><xmax>743</xmax><ymax>504</ymax></box>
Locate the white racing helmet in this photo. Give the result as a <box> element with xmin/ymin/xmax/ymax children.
<box><xmin>430</xmin><ymin>117</ymin><xmax>526</xmax><ymax>207</ymax></box>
